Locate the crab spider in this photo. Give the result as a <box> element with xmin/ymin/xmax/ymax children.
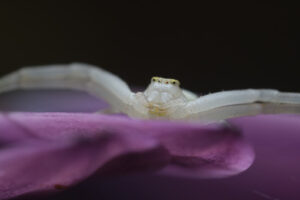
<box><xmin>1</xmin><ymin>63</ymin><xmax>300</xmax><ymax>121</ymax></box>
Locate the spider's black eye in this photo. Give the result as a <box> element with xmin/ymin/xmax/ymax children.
<box><xmin>152</xmin><ymin>78</ymin><xmax>156</xmax><ymax>82</ymax></box>
<box><xmin>169</xmin><ymin>79</ymin><xmax>180</xmax><ymax>86</ymax></box>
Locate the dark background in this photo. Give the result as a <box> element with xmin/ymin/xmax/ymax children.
<box><xmin>0</xmin><ymin>1</ymin><xmax>298</xmax><ymax>94</ymax></box>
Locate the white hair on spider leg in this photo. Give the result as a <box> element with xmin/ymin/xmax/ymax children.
<box><xmin>1</xmin><ymin>63</ymin><xmax>300</xmax><ymax>121</ymax></box>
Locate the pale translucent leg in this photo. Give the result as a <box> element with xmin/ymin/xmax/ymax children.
<box><xmin>180</xmin><ymin>89</ymin><xmax>300</xmax><ymax>119</ymax></box>
<box><xmin>182</xmin><ymin>89</ymin><xmax>198</xmax><ymax>100</ymax></box>
<box><xmin>0</xmin><ymin>63</ymin><xmax>135</xmax><ymax>114</ymax></box>
<box><xmin>186</xmin><ymin>103</ymin><xmax>300</xmax><ymax>122</ymax></box>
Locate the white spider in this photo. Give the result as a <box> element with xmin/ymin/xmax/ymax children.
<box><xmin>1</xmin><ymin>63</ymin><xmax>300</xmax><ymax>121</ymax></box>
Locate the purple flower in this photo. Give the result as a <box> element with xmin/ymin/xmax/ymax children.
<box><xmin>0</xmin><ymin>90</ymin><xmax>255</xmax><ymax>199</ymax></box>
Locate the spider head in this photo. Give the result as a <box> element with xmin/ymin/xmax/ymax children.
<box><xmin>143</xmin><ymin>76</ymin><xmax>186</xmax><ymax>106</ymax></box>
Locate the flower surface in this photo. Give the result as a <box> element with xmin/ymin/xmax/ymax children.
<box><xmin>0</xmin><ymin>108</ymin><xmax>254</xmax><ymax>200</ymax></box>
<box><xmin>1</xmin><ymin>90</ymin><xmax>299</xmax><ymax>200</ymax></box>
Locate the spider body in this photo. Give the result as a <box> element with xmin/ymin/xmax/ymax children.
<box><xmin>140</xmin><ymin>77</ymin><xmax>188</xmax><ymax>118</ymax></box>
<box><xmin>1</xmin><ymin>63</ymin><xmax>300</xmax><ymax>121</ymax></box>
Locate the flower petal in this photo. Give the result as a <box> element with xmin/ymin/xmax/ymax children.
<box><xmin>0</xmin><ymin>112</ymin><xmax>255</xmax><ymax>199</ymax></box>
<box><xmin>8</xmin><ymin>113</ymin><xmax>252</xmax><ymax>179</ymax></box>
<box><xmin>103</xmin><ymin>120</ymin><xmax>253</xmax><ymax>179</ymax></box>
<box><xmin>0</xmin><ymin>112</ymin><xmax>168</xmax><ymax>200</ymax></box>
<box><xmin>145</xmin><ymin>121</ymin><xmax>255</xmax><ymax>178</ymax></box>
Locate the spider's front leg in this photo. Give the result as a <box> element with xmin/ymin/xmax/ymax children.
<box><xmin>124</xmin><ymin>92</ymin><xmax>150</xmax><ymax>118</ymax></box>
<box><xmin>0</xmin><ymin>63</ymin><xmax>146</xmax><ymax>117</ymax></box>
<box><xmin>181</xmin><ymin>89</ymin><xmax>300</xmax><ymax>121</ymax></box>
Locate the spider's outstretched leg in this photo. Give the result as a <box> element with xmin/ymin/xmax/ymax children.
<box><xmin>180</xmin><ymin>89</ymin><xmax>300</xmax><ymax>120</ymax></box>
<box><xmin>182</xmin><ymin>89</ymin><xmax>198</xmax><ymax>101</ymax></box>
<box><xmin>0</xmin><ymin>63</ymin><xmax>143</xmax><ymax>116</ymax></box>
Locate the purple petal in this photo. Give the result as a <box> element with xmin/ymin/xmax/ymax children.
<box><xmin>143</xmin><ymin>121</ymin><xmax>254</xmax><ymax>178</ymax></box>
<box><xmin>229</xmin><ymin>114</ymin><xmax>300</xmax><ymax>167</ymax></box>
<box><xmin>0</xmin><ymin>113</ymin><xmax>167</xmax><ymax>200</ymax></box>
<box><xmin>222</xmin><ymin>114</ymin><xmax>300</xmax><ymax>200</ymax></box>
<box><xmin>0</xmin><ymin>112</ymin><xmax>255</xmax><ymax>199</ymax></box>
<box><xmin>48</xmin><ymin>114</ymin><xmax>300</xmax><ymax>200</ymax></box>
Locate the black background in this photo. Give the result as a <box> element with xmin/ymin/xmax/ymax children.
<box><xmin>0</xmin><ymin>1</ymin><xmax>298</xmax><ymax>94</ymax></box>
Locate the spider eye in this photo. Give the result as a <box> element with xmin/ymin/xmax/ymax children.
<box><xmin>152</xmin><ymin>77</ymin><xmax>161</xmax><ymax>83</ymax></box>
<box><xmin>170</xmin><ymin>79</ymin><xmax>180</xmax><ymax>86</ymax></box>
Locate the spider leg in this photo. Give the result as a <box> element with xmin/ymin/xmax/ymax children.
<box><xmin>181</xmin><ymin>89</ymin><xmax>300</xmax><ymax>120</ymax></box>
<box><xmin>0</xmin><ymin>63</ymin><xmax>136</xmax><ymax>115</ymax></box>
<box><xmin>182</xmin><ymin>89</ymin><xmax>198</xmax><ymax>101</ymax></box>
<box><xmin>186</xmin><ymin>103</ymin><xmax>300</xmax><ymax>122</ymax></box>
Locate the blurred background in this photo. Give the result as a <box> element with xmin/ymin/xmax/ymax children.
<box><xmin>0</xmin><ymin>1</ymin><xmax>298</xmax><ymax>94</ymax></box>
